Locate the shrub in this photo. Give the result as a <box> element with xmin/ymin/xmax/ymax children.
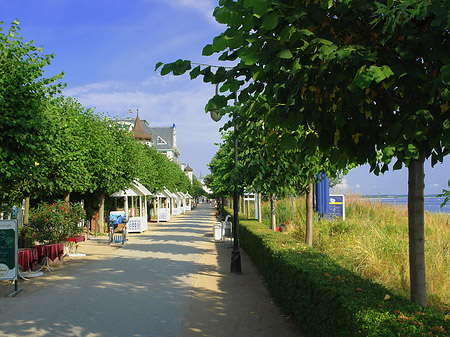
<box><xmin>30</xmin><ymin>200</ymin><xmax>86</xmax><ymax>243</ymax></box>
<box><xmin>235</xmin><ymin>213</ymin><xmax>450</xmax><ymax>337</ymax></box>
<box><xmin>18</xmin><ymin>225</ymin><xmax>36</xmax><ymax>248</ymax></box>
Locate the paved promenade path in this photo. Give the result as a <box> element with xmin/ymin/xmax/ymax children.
<box><xmin>0</xmin><ymin>203</ymin><xmax>300</xmax><ymax>337</ymax></box>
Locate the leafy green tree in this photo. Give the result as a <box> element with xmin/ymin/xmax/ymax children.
<box><xmin>0</xmin><ymin>21</ymin><xmax>63</xmax><ymax>203</ymax></box>
<box><xmin>157</xmin><ymin>0</ymin><xmax>450</xmax><ymax>306</ymax></box>
<box><xmin>205</xmin><ymin>132</ymin><xmax>237</xmax><ymax>199</ymax></box>
<box><xmin>190</xmin><ymin>175</ymin><xmax>207</xmax><ymax>200</ymax></box>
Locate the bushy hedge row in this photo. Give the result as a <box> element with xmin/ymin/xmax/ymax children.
<box><xmin>237</xmin><ymin>217</ymin><xmax>450</xmax><ymax>337</ymax></box>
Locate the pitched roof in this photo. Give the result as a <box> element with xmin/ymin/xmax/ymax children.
<box><xmin>184</xmin><ymin>164</ymin><xmax>193</xmax><ymax>172</ymax></box>
<box><xmin>150</xmin><ymin>126</ymin><xmax>174</xmax><ymax>151</ymax></box>
<box><xmin>132</xmin><ymin>112</ymin><xmax>152</xmax><ymax>141</ymax></box>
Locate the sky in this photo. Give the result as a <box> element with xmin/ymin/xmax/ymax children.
<box><xmin>2</xmin><ymin>0</ymin><xmax>450</xmax><ymax>196</ymax></box>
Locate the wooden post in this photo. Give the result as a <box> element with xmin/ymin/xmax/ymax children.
<box><xmin>258</xmin><ymin>193</ymin><xmax>262</xmax><ymax>223</ymax></box>
<box><xmin>247</xmin><ymin>199</ymin><xmax>250</xmax><ymax>219</ymax></box>
<box><xmin>98</xmin><ymin>194</ymin><xmax>105</xmax><ymax>234</ymax></box>
<box><xmin>270</xmin><ymin>194</ymin><xmax>276</xmax><ymax>231</ymax></box>
<box><xmin>306</xmin><ymin>183</ymin><xmax>314</xmax><ymax>246</ymax></box>
<box><xmin>23</xmin><ymin>197</ymin><xmax>30</xmax><ymax>226</ymax></box>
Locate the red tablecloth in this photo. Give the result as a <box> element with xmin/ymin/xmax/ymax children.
<box><xmin>64</xmin><ymin>236</ymin><xmax>85</xmax><ymax>243</ymax></box>
<box><xmin>33</xmin><ymin>243</ymin><xmax>64</xmax><ymax>262</ymax></box>
<box><xmin>18</xmin><ymin>248</ymin><xmax>38</xmax><ymax>272</ymax></box>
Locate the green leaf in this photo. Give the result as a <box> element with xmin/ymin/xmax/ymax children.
<box><xmin>242</xmin><ymin>15</ymin><xmax>254</xmax><ymax>30</ymax></box>
<box><xmin>441</xmin><ymin>64</ymin><xmax>450</xmax><ymax>82</ymax></box>
<box><xmin>280</xmin><ymin>134</ymin><xmax>297</xmax><ymax>151</ymax></box>
<box><xmin>160</xmin><ymin>63</ymin><xmax>174</xmax><ymax>76</ymax></box>
<box><xmin>212</xmin><ymin>35</ymin><xmax>227</xmax><ymax>52</ymax></box>
<box><xmin>262</xmin><ymin>12</ymin><xmax>279</xmax><ymax>30</ymax></box>
<box><xmin>189</xmin><ymin>66</ymin><xmax>201</xmax><ymax>80</ymax></box>
<box><xmin>298</xmin><ymin>29</ymin><xmax>314</xmax><ymax>36</ymax></box>
<box><xmin>277</xmin><ymin>49</ymin><xmax>293</xmax><ymax>59</ymax></box>
<box><xmin>352</xmin><ymin>66</ymin><xmax>373</xmax><ymax>90</ymax></box>
<box><xmin>393</xmin><ymin>159</ymin><xmax>403</xmax><ymax>170</ymax></box>
<box><xmin>154</xmin><ymin>62</ymin><xmax>163</xmax><ymax>71</ymax></box>
<box><xmin>214</xmin><ymin>7</ymin><xmax>230</xmax><ymax>24</ymax></box>
<box><xmin>243</xmin><ymin>0</ymin><xmax>270</xmax><ymax>17</ymax></box>
<box><xmin>172</xmin><ymin>59</ymin><xmax>191</xmax><ymax>76</ymax></box>
<box><xmin>382</xmin><ymin>146</ymin><xmax>395</xmax><ymax>158</ymax></box>
<box><xmin>202</xmin><ymin>44</ymin><xmax>214</xmax><ymax>56</ymax></box>
<box><xmin>241</xmin><ymin>53</ymin><xmax>260</xmax><ymax>65</ymax></box>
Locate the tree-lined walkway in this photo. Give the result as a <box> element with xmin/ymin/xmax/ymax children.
<box><xmin>0</xmin><ymin>204</ymin><xmax>300</xmax><ymax>337</ymax></box>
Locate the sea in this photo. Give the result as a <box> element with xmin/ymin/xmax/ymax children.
<box><xmin>363</xmin><ymin>196</ymin><xmax>450</xmax><ymax>214</ymax></box>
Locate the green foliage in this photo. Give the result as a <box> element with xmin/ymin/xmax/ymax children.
<box><xmin>261</xmin><ymin>197</ymin><xmax>292</xmax><ymax>226</ymax></box>
<box><xmin>237</xmin><ymin>214</ymin><xmax>450</xmax><ymax>337</ymax></box>
<box><xmin>30</xmin><ymin>200</ymin><xmax>86</xmax><ymax>243</ymax></box>
<box><xmin>205</xmin><ymin>132</ymin><xmax>238</xmax><ymax>197</ymax></box>
<box><xmin>158</xmin><ymin>0</ymin><xmax>450</xmax><ymax>174</ymax></box>
<box><xmin>190</xmin><ymin>175</ymin><xmax>207</xmax><ymax>198</ymax></box>
<box><xmin>18</xmin><ymin>225</ymin><xmax>36</xmax><ymax>249</ymax></box>
<box><xmin>0</xmin><ymin>21</ymin><xmax>63</xmax><ymax>202</ymax></box>
<box><xmin>437</xmin><ymin>179</ymin><xmax>450</xmax><ymax>208</ymax></box>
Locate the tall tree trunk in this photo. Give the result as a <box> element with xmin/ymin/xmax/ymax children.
<box><xmin>408</xmin><ymin>156</ymin><xmax>427</xmax><ymax>306</ymax></box>
<box><xmin>258</xmin><ymin>193</ymin><xmax>262</xmax><ymax>223</ymax></box>
<box><xmin>63</xmin><ymin>191</ymin><xmax>70</xmax><ymax>204</ymax></box>
<box><xmin>305</xmin><ymin>182</ymin><xmax>314</xmax><ymax>246</ymax></box>
<box><xmin>98</xmin><ymin>193</ymin><xmax>105</xmax><ymax>234</ymax></box>
<box><xmin>270</xmin><ymin>194</ymin><xmax>277</xmax><ymax>231</ymax></box>
<box><xmin>247</xmin><ymin>199</ymin><xmax>250</xmax><ymax>219</ymax></box>
<box><xmin>23</xmin><ymin>197</ymin><xmax>30</xmax><ymax>226</ymax></box>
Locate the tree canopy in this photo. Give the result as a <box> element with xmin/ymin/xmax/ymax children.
<box><xmin>0</xmin><ymin>21</ymin><xmax>193</xmax><ymax>208</ymax></box>
<box><xmin>157</xmin><ymin>0</ymin><xmax>450</xmax><ymax>306</ymax></box>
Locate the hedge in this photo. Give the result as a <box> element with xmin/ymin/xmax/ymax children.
<box><xmin>236</xmin><ymin>216</ymin><xmax>450</xmax><ymax>337</ymax></box>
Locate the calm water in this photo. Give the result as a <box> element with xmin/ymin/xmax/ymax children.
<box><xmin>364</xmin><ymin>196</ymin><xmax>450</xmax><ymax>214</ymax></box>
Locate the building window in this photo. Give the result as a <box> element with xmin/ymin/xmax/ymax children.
<box><xmin>157</xmin><ymin>136</ymin><xmax>167</xmax><ymax>145</ymax></box>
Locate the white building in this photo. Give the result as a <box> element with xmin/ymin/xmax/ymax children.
<box><xmin>116</xmin><ymin>111</ymin><xmax>181</xmax><ymax>166</ymax></box>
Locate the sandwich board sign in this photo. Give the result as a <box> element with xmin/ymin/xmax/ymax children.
<box><xmin>0</xmin><ymin>220</ymin><xmax>18</xmax><ymax>281</ymax></box>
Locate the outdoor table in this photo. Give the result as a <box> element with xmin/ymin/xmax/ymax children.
<box><xmin>18</xmin><ymin>248</ymin><xmax>38</xmax><ymax>272</ymax></box>
<box><xmin>63</xmin><ymin>236</ymin><xmax>86</xmax><ymax>258</ymax></box>
<box><xmin>32</xmin><ymin>243</ymin><xmax>64</xmax><ymax>272</ymax></box>
<box><xmin>18</xmin><ymin>248</ymin><xmax>43</xmax><ymax>280</ymax></box>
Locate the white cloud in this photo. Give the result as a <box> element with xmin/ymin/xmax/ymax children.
<box><xmin>62</xmin><ymin>77</ymin><xmax>224</xmax><ymax>176</ymax></box>
<box><xmin>331</xmin><ymin>178</ymin><xmax>352</xmax><ymax>194</ymax></box>
<box><xmin>64</xmin><ymin>81</ymin><xmax>125</xmax><ymax>96</ymax></box>
<box><xmin>162</xmin><ymin>0</ymin><xmax>216</xmax><ymax>21</ymax></box>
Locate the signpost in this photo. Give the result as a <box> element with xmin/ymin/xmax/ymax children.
<box><xmin>328</xmin><ymin>195</ymin><xmax>345</xmax><ymax>220</ymax></box>
<box><xmin>0</xmin><ymin>220</ymin><xmax>22</xmax><ymax>297</ymax></box>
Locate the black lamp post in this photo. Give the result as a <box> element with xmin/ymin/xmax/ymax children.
<box><xmin>209</xmin><ymin>85</ymin><xmax>242</xmax><ymax>274</ymax></box>
<box><xmin>230</xmin><ymin>119</ymin><xmax>242</xmax><ymax>273</ymax></box>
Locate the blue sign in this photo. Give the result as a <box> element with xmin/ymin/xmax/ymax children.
<box><xmin>328</xmin><ymin>195</ymin><xmax>345</xmax><ymax>220</ymax></box>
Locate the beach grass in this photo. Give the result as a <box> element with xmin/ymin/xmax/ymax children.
<box><xmin>254</xmin><ymin>195</ymin><xmax>450</xmax><ymax>311</ymax></box>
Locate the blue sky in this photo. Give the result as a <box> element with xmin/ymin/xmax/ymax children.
<box><xmin>2</xmin><ymin>0</ymin><xmax>450</xmax><ymax>195</ymax></box>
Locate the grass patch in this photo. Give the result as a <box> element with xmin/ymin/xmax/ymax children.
<box><xmin>289</xmin><ymin>196</ymin><xmax>450</xmax><ymax>312</ymax></box>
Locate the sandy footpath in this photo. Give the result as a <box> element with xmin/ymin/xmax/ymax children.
<box><xmin>0</xmin><ymin>204</ymin><xmax>301</xmax><ymax>337</ymax></box>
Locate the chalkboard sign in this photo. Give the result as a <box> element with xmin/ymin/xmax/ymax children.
<box><xmin>0</xmin><ymin>220</ymin><xmax>18</xmax><ymax>280</ymax></box>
